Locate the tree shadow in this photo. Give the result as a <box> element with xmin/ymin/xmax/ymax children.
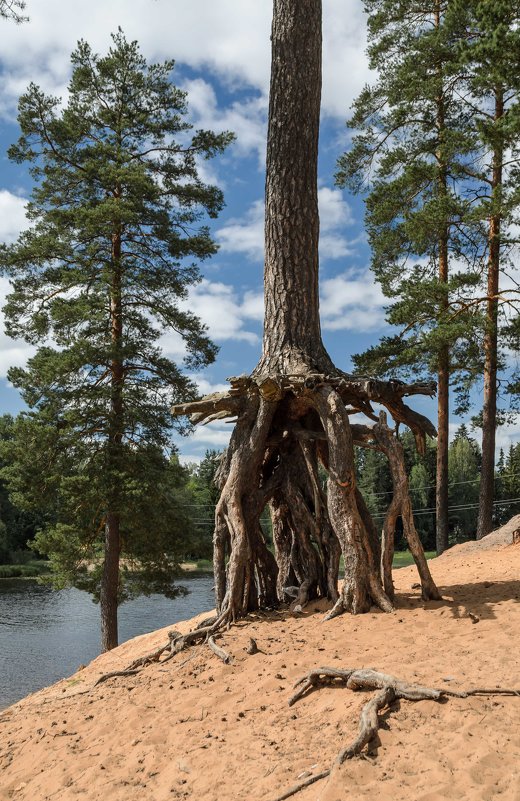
<box><xmin>397</xmin><ymin>579</ymin><xmax>520</xmax><ymax>621</ymax></box>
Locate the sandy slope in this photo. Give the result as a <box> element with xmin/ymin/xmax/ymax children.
<box><xmin>1</xmin><ymin>522</ymin><xmax>520</xmax><ymax>801</ymax></box>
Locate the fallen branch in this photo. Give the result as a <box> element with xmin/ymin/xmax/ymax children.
<box><xmin>272</xmin><ymin>667</ymin><xmax>520</xmax><ymax>801</ymax></box>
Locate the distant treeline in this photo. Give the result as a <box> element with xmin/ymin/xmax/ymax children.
<box><xmin>2</xmin><ymin>413</ymin><xmax>517</xmax><ymax>566</ymax></box>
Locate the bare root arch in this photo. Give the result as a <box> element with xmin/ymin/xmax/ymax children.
<box><xmin>173</xmin><ymin>373</ymin><xmax>440</xmax><ymax>626</ymax></box>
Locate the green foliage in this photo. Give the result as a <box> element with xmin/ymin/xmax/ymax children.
<box><xmin>338</xmin><ymin>0</ymin><xmax>487</xmax><ymax>400</ymax></box>
<box><xmin>355</xmin><ymin>427</ymin><xmax>485</xmax><ymax>549</ymax></box>
<box><xmin>447</xmin><ymin>425</ymin><xmax>481</xmax><ymax>541</ymax></box>
<box><xmin>186</xmin><ymin>449</ymin><xmax>222</xmax><ymax>559</ymax></box>
<box><xmin>0</xmin><ymin>414</ymin><xmax>47</xmax><ymax>562</ymax></box>
<box><xmin>0</xmin><ymin>32</ymin><xmax>233</xmax><ymax>607</ymax></box>
<box><xmin>495</xmin><ymin>443</ymin><xmax>520</xmax><ymax>524</ymax></box>
<box><xmin>340</xmin><ymin>1</ymin><xmax>520</xmax><ymax>423</ymax></box>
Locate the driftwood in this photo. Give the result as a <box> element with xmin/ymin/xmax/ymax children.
<box><xmin>271</xmin><ymin>667</ymin><xmax>520</xmax><ymax>801</ymax></box>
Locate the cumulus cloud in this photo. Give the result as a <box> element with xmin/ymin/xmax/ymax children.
<box><xmin>0</xmin><ymin>190</ymin><xmax>29</xmax><ymax>244</ymax></box>
<box><xmin>320</xmin><ymin>269</ymin><xmax>387</xmax><ymax>332</ymax></box>
<box><xmin>182</xmin><ymin>78</ymin><xmax>267</xmax><ymax>163</ymax></box>
<box><xmin>217</xmin><ymin>200</ymin><xmax>264</xmax><ymax>260</ymax></box>
<box><xmin>180</xmin><ymin>279</ymin><xmax>260</xmax><ymax>345</ymax></box>
<box><xmin>0</xmin><ymin>0</ymin><xmax>371</xmax><ymax>138</ymax></box>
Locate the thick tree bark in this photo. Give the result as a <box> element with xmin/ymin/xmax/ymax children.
<box><xmin>476</xmin><ymin>87</ymin><xmax>503</xmax><ymax>540</ymax></box>
<box><xmin>254</xmin><ymin>0</ymin><xmax>333</xmax><ymax>377</ymax></box>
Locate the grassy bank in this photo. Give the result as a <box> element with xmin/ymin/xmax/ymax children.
<box><xmin>179</xmin><ymin>559</ymin><xmax>213</xmax><ymax>576</ymax></box>
<box><xmin>0</xmin><ymin>560</ymin><xmax>51</xmax><ymax>579</ymax></box>
<box><xmin>393</xmin><ymin>550</ymin><xmax>436</xmax><ymax>568</ymax></box>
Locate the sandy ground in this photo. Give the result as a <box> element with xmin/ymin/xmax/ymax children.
<box><xmin>1</xmin><ymin>520</ymin><xmax>520</xmax><ymax>801</ymax></box>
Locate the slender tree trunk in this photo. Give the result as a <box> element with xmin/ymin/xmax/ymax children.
<box><xmin>101</xmin><ymin>511</ymin><xmax>120</xmax><ymax>652</ymax></box>
<box><xmin>100</xmin><ymin>216</ymin><xmax>124</xmax><ymax>651</ymax></box>
<box><xmin>476</xmin><ymin>87</ymin><xmax>503</xmax><ymax>540</ymax></box>
<box><xmin>434</xmin><ymin>0</ymin><xmax>450</xmax><ymax>555</ymax></box>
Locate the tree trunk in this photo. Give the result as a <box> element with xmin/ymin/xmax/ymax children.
<box><xmin>434</xmin><ymin>0</ymin><xmax>450</xmax><ymax>555</ymax></box>
<box><xmin>100</xmin><ymin>216</ymin><xmax>124</xmax><ymax>651</ymax></box>
<box><xmin>179</xmin><ymin>0</ymin><xmax>438</xmax><ymax>625</ymax></box>
<box><xmin>476</xmin><ymin>87</ymin><xmax>503</xmax><ymax>540</ymax></box>
<box><xmin>254</xmin><ymin>0</ymin><xmax>333</xmax><ymax>377</ymax></box>
<box><xmin>100</xmin><ymin>512</ymin><xmax>119</xmax><ymax>652</ymax></box>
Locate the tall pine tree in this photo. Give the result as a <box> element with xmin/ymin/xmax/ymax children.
<box><xmin>337</xmin><ymin>0</ymin><xmax>484</xmax><ymax>554</ymax></box>
<box><xmin>0</xmin><ymin>31</ymin><xmax>233</xmax><ymax>650</ymax></box>
<box><xmin>451</xmin><ymin>0</ymin><xmax>520</xmax><ymax>538</ymax></box>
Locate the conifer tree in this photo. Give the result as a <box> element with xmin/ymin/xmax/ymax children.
<box><xmin>451</xmin><ymin>0</ymin><xmax>520</xmax><ymax>538</ymax></box>
<box><xmin>0</xmin><ymin>31</ymin><xmax>233</xmax><ymax>650</ymax></box>
<box><xmin>448</xmin><ymin>425</ymin><xmax>480</xmax><ymax>540</ymax></box>
<box><xmin>337</xmin><ymin>0</ymin><xmax>484</xmax><ymax>555</ymax></box>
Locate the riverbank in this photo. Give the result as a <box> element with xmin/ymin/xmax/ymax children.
<box><xmin>1</xmin><ymin>518</ymin><xmax>519</xmax><ymax>801</ymax></box>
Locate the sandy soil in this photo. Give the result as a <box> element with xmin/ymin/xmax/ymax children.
<box><xmin>1</xmin><ymin>520</ymin><xmax>520</xmax><ymax>801</ymax></box>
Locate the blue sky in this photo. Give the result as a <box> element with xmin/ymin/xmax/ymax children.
<box><xmin>0</xmin><ymin>0</ymin><xmax>517</xmax><ymax>462</ymax></box>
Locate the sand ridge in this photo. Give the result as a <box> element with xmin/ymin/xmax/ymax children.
<box><xmin>1</xmin><ymin>528</ymin><xmax>520</xmax><ymax>801</ymax></box>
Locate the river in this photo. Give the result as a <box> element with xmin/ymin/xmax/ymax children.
<box><xmin>0</xmin><ymin>574</ymin><xmax>214</xmax><ymax>709</ymax></box>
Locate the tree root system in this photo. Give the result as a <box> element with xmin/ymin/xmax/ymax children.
<box><xmin>172</xmin><ymin>373</ymin><xmax>441</xmax><ymax>625</ymax></box>
<box><xmin>271</xmin><ymin>667</ymin><xmax>520</xmax><ymax>801</ymax></box>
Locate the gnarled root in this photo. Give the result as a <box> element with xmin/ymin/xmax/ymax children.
<box><xmin>272</xmin><ymin>667</ymin><xmax>520</xmax><ymax>801</ymax></box>
<box><xmin>312</xmin><ymin>387</ymin><xmax>394</xmax><ymax>616</ymax></box>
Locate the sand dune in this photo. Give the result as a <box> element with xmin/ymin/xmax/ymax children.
<box><xmin>1</xmin><ymin>523</ymin><xmax>520</xmax><ymax>801</ymax></box>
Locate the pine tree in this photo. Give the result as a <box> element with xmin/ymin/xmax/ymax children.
<box><xmin>451</xmin><ymin>0</ymin><xmax>520</xmax><ymax>538</ymax></box>
<box><xmin>337</xmin><ymin>0</ymin><xmax>484</xmax><ymax>555</ymax></box>
<box><xmin>173</xmin><ymin>0</ymin><xmax>440</xmax><ymax>624</ymax></box>
<box><xmin>0</xmin><ymin>31</ymin><xmax>233</xmax><ymax>650</ymax></box>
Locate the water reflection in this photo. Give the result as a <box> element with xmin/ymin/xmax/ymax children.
<box><xmin>0</xmin><ymin>575</ymin><xmax>214</xmax><ymax>708</ymax></box>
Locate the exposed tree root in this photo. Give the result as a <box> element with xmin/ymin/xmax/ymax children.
<box><xmin>93</xmin><ymin>669</ymin><xmax>140</xmax><ymax>687</ymax></box>
<box><xmin>271</xmin><ymin>667</ymin><xmax>520</xmax><ymax>801</ymax></box>
<box><xmin>92</xmin><ymin>624</ymin><xmax>223</xmax><ymax>687</ymax></box>
<box><xmin>208</xmin><ymin>635</ymin><xmax>232</xmax><ymax>664</ymax></box>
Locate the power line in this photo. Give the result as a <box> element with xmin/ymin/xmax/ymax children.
<box><xmin>368</xmin><ymin>471</ymin><xmax>520</xmax><ymax>499</ymax></box>
<box><xmin>181</xmin><ymin>471</ymin><xmax>520</xmax><ymax>508</ymax></box>
<box><xmin>188</xmin><ymin>495</ymin><xmax>520</xmax><ymax>525</ymax></box>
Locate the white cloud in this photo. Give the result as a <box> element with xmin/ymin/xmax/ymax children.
<box><xmin>182</xmin><ymin>78</ymin><xmax>267</xmax><ymax>163</ymax></box>
<box><xmin>241</xmin><ymin>290</ymin><xmax>264</xmax><ymax>322</ymax></box>
<box><xmin>320</xmin><ymin>269</ymin><xmax>387</xmax><ymax>332</ymax></box>
<box><xmin>179</xmin><ymin>279</ymin><xmax>261</xmax><ymax>345</ymax></box>
<box><xmin>0</xmin><ymin>0</ymin><xmax>371</xmax><ymax>131</ymax></box>
<box><xmin>217</xmin><ymin>200</ymin><xmax>264</xmax><ymax>260</ymax></box>
<box><xmin>0</xmin><ymin>191</ymin><xmax>29</xmax><ymax>244</ymax></box>
<box><xmin>191</xmin><ymin>375</ymin><xmax>230</xmax><ymax>396</ymax></box>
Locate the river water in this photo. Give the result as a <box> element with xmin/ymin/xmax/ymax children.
<box><xmin>0</xmin><ymin>575</ymin><xmax>214</xmax><ymax>709</ymax></box>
